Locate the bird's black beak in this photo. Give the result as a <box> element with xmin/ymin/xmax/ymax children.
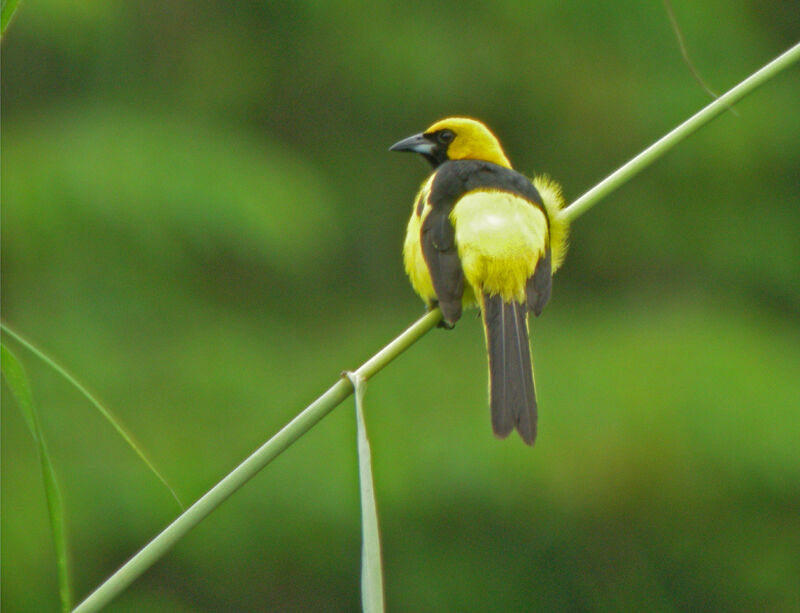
<box><xmin>389</xmin><ymin>132</ymin><xmax>434</xmax><ymax>155</ymax></box>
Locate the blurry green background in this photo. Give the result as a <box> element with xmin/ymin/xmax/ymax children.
<box><xmin>2</xmin><ymin>1</ymin><xmax>799</xmax><ymax>611</ymax></box>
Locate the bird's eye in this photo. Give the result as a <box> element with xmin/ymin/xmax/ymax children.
<box><xmin>437</xmin><ymin>129</ymin><xmax>455</xmax><ymax>145</ymax></box>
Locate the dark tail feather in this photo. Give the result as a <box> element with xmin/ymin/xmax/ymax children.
<box><xmin>481</xmin><ymin>292</ymin><xmax>537</xmax><ymax>445</ymax></box>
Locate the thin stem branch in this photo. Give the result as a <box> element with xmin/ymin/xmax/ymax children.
<box><xmin>72</xmin><ymin>41</ymin><xmax>800</xmax><ymax>613</ymax></box>
<box><xmin>663</xmin><ymin>0</ymin><xmax>725</xmax><ymax>104</ymax></box>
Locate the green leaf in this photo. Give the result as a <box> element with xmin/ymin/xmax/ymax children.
<box><xmin>1</xmin><ymin>343</ymin><xmax>72</xmax><ymax>612</ymax></box>
<box><xmin>1</xmin><ymin>0</ymin><xmax>21</xmax><ymax>37</ymax></box>
<box><xmin>347</xmin><ymin>372</ymin><xmax>386</xmax><ymax>613</ymax></box>
<box><xmin>1</xmin><ymin>341</ymin><xmax>36</xmax><ymax>436</ymax></box>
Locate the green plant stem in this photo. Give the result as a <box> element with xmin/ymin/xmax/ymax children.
<box><xmin>71</xmin><ymin>41</ymin><xmax>800</xmax><ymax>613</ymax></box>
<box><xmin>561</xmin><ymin>41</ymin><xmax>800</xmax><ymax>223</ymax></box>
<box><xmin>72</xmin><ymin>308</ymin><xmax>441</xmax><ymax>613</ymax></box>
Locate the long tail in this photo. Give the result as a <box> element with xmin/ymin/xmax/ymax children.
<box><xmin>480</xmin><ymin>292</ymin><xmax>537</xmax><ymax>445</ymax></box>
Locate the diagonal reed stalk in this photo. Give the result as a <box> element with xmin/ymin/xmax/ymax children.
<box><xmin>73</xmin><ymin>41</ymin><xmax>800</xmax><ymax>613</ymax></box>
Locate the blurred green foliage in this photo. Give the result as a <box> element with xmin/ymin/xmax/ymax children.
<box><xmin>2</xmin><ymin>1</ymin><xmax>799</xmax><ymax>611</ymax></box>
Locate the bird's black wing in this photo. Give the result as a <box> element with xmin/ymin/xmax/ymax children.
<box><xmin>420</xmin><ymin>205</ymin><xmax>464</xmax><ymax>324</ymax></box>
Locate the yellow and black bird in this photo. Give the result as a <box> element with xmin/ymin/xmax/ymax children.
<box><xmin>390</xmin><ymin>117</ymin><xmax>568</xmax><ymax>445</ymax></box>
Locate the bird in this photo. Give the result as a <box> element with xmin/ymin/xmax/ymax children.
<box><xmin>390</xmin><ymin>117</ymin><xmax>568</xmax><ymax>446</ymax></box>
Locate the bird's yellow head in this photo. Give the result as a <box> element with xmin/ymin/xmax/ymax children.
<box><xmin>390</xmin><ymin>117</ymin><xmax>511</xmax><ymax>169</ymax></box>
